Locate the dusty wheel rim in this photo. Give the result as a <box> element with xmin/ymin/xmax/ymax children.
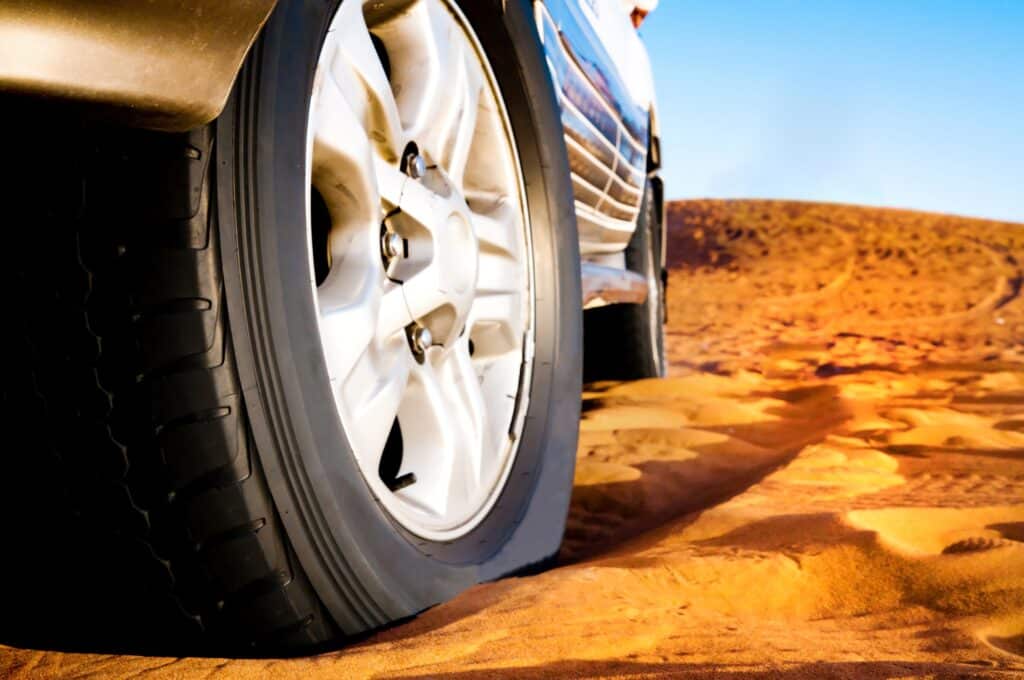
<box><xmin>304</xmin><ymin>0</ymin><xmax>535</xmax><ymax>541</ymax></box>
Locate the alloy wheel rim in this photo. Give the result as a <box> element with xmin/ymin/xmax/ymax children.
<box><xmin>304</xmin><ymin>0</ymin><xmax>535</xmax><ymax>540</ymax></box>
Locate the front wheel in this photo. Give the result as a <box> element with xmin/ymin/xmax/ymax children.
<box><xmin>6</xmin><ymin>0</ymin><xmax>581</xmax><ymax>652</ymax></box>
<box><xmin>217</xmin><ymin>0</ymin><xmax>583</xmax><ymax>641</ymax></box>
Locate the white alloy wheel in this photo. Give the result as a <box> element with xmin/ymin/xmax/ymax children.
<box><xmin>305</xmin><ymin>0</ymin><xmax>534</xmax><ymax>541</ymax></box>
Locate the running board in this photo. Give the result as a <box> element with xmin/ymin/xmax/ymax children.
<box><xmin>581</xmin><ymin>263</ymin><xmax>648</xmax><ymax>310</ymax></box>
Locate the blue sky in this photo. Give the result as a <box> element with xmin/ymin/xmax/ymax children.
<box><xmin>639</xmin><ymin>1</ymin><xmax>1024</xmax><ymax>222</ymax></box>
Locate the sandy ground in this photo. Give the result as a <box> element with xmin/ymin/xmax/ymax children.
<box><xmin>3</xmin><ymin>200</ymin><xmax>1024</xmax><ymax>678</ymax></box>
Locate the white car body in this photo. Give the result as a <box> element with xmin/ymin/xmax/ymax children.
<box><xmin>536</xmin><ymin>0</ymin><xmax>662</xmax><ymax>306</ymax></box>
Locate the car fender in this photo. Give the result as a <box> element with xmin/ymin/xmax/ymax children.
<box><xmin>0</xmin><ymin>0</ymin><xmax>277</xmax><ymax>131</ymax></box>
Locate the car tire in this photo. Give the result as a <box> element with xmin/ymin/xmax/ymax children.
<box><xmin>3</xmin><ymin>0</ymin><xmax>580</xmax><ymax>653</ymax></box>
<box><xmin>583</xmin><ymin>179</ymin><xmax>667</xmax><ymax>382</ymax></box>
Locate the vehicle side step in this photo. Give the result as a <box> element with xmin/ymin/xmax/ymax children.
<box><xmin>581</xmin><ymin>263</ymin><xmax>648</xmax><ymax>309</ymax></box>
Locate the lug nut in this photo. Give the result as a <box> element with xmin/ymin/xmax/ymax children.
<box><xmin>411</xmin><ymin>325</ymin><xmax>433</xmax><ymax>354</ymax></box>
<box><xmin>381</xmin><ymin>231</ymin><xmax>404</xmax><ymax>260</ymax></box>
<box><xmin>405</xmin><ymin>151</ymin><xmax>427</xmax><ymax>180</ymax></box>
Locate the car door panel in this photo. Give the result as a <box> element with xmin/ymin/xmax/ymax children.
<box><xmin>537</xmin><ymin>0</ymin><xmax>651</xmax><ymax>256</ymax></box>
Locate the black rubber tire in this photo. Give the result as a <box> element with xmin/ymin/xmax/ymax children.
<box><xmin>0</xmin><ymin>0</ymin><xmax>580</xmax><ymax>654</ymax></box>
<box><xmin>583</xmin><ymin>179</ymin><xmax>667</xmax><ymax>382</ymax></box>
<box><xmin>2</xmin><ymin>119</ymin><xmax>335</xmax><ymax>655</ymax></box>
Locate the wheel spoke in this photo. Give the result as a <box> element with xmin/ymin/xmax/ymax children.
<box><xmin>318</xmin><ymin>297</ymin><xmax>376</xmax><ymax>384</ymax></box>
<box><xmin>376</xmin><ymin>283</ymin><xmax>415</xmax><ymax>341</ymax></box>
<box><xmin>468</xmin><ymin>201</ymin><xmax>531</xmax><ymax>381</ymax></box>
<box><xmin>374</xmin><ymin>155</ymin><xmax>407</xmax><ymax>209</ymax></box>
<box><xmin>440</xmin><ymin>40</ymin><xmax>485</xmax><ymax>188</ymax></box>
<box><xmin>469</xmin><ymin>199</ymin><xmax>520</xmax><ymax>258</ymax></box>
<box><xmin>476</xmin><ymin>250</ymin><xmax>524</xmax><ymax>296</ymax></box>
<box><xmin>327</xmin><ymin>0</ymin><xmax>404</xmax><ymax>161</ymax></box>
<box><xmin>311</xmin><ymin>72</ymin><xmax>382</xmax><ymax>226</ymax></box>
<box><xmin>398</xmin><ymin>341</ymin><xmax>487</xmax><ymax>517</ymax></box>
<box><xmin>441</xmin><ymin>343</ymin><xmax>490</xmax><ymax>503</ymax></box>
<box><xmin>468</xmin><ymin>291</ymin><xmax>524</xmax><ymax>355</ymax></box>
<box><xmin>318</xmin><ymin>281</ymin><xmax>401</xmax><ymax>375</ymax></box>
<box><xmin>319</xmin><ymin>292</ymin><xmax>413</xmax><ymax>466</ymax></box>
<box><xmin>317</xmin><ymin>267</ymin><xmax>415</xmax><ymax>473</ymax></box>
<box><xmin>385</xmin><ymin>1</ymin><xmax>464</xmax><ymax>161</ymax></box>
<box><xmin>344</xmin><ymin>347</ymin><xmax>413</xmax><ymax>470</ymax></box>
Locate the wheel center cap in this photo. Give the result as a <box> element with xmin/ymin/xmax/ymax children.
<box><xmin>439</xmin><ymin>211</ymin><xmax>476</xmax><ymax>295</ymax></box>
<box><xmin>392</xmin><ymin>166</ymin><xmax>479</xmax><ymax>348</ymax></box>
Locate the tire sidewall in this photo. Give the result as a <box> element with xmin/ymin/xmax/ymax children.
<box><xmin>645</xmin><ymin>181</ymin><xmax>667</xmax><ymax>377</ymax></box>
<box><xmin>628</xmin><ymin>181</ymin><xmax>667</xmax><ymax>378</ymax></box>
<box><xmin>217</xmin><ymin>0</ymin><xmax>581</xmax><ymax>631</ymax></box>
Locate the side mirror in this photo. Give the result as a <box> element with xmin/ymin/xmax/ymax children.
<box><xmin>630</xmin><ymin>0</ymin><xmax>657</xmax><ymax>28</ymax></box>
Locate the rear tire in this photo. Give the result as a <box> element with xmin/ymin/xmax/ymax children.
<box><xmin>583</xmin><ymin>180</ymin><xmax>667</xmax><ymax>382</ymax></box>
<box><xmin>1</xmin><ymin>0</ymin><xmax>580</xmax><ymax>653</ymax></box>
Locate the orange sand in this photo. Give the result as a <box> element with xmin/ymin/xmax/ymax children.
<box><xmin>3</xmin><ymin>200</ymin><xmax>1023</xmax><ymax>678</ymax></box>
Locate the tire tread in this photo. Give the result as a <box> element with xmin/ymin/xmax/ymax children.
<box><xmin>5</xmin><ymin>117</ymin><xmax>335</xmax><ymax>652</ymax></box>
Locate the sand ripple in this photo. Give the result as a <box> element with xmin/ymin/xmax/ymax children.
<box><xmin>3</xmin><ymin>201</ymin><xmax>1023</xmax><ymax>678</ymax></box>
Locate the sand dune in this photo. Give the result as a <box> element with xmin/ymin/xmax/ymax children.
<box><xmin>3</xmin><ymin>200</ymin><xmax>1024</xmax><ymax>678</ymax></box>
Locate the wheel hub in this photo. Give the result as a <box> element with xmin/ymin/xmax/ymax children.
<box><xmin>388</xmin><ymin>160</ymin><xmax>480</xmax><ymax>349</ymax></box>
<box><xmin>304</xmin><ymin>0</ymin><xmax>535</xmax><ymax>540</ymax></box>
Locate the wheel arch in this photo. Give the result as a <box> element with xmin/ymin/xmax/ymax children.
<box><xmin>0</xmin><ymin>0</ymin><xmax>277</xmax><ymax>131</ymax></box>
